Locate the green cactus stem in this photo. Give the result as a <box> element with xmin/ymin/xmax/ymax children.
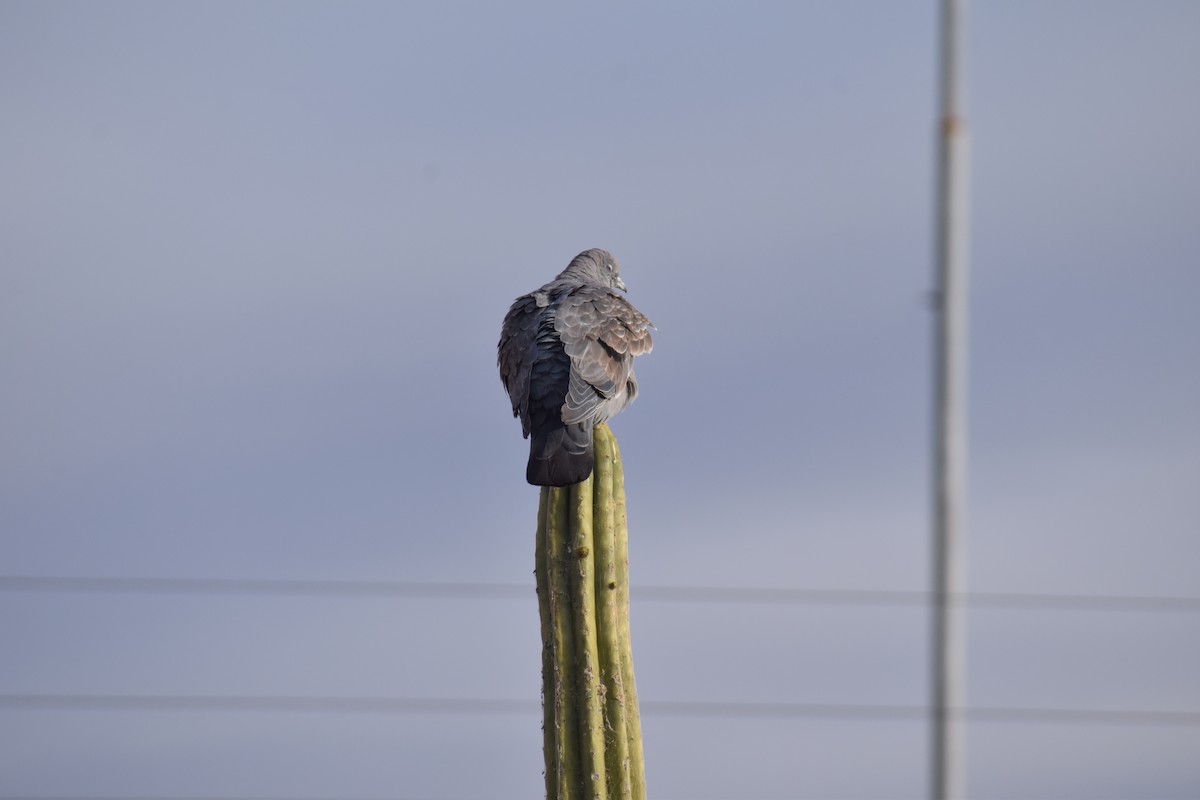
<box><xmin>535</xmin><ymin>423</ymin><xmax>645</xmax><ymax>800</ymax></box>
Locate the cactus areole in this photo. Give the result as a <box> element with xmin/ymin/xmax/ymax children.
<box><xmin>534</xmin><ymin>423</ymin><xmax>646</xmax><ymax>800</ymax></box>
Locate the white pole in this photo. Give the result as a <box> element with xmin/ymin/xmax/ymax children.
<box><xmin>932</xmin><ymin>0</ymin><xmax>970</xmax><ymax>799</ymax></box>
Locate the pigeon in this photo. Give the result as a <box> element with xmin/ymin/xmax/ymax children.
<box><xmin>499</xmin><ymin>249</ymin><xmax>654</xmax><ymax>486</ymax></box>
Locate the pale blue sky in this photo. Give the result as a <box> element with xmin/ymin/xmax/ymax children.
<box><xmin>2</xmin><ymin>2</ymin><xmax>1198</xmax><ymax>798</ymax></box>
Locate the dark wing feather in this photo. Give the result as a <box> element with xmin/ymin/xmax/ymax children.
<box><xmin>497</xmin><ymin>293</ymin><xmax>543</xmax><ymax>437</ymax></box>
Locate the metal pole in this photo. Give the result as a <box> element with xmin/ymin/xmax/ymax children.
<box><xmin>932</xmin><ymin>0</ymin><xmax>969</xmax><ymax>799</ymax></box>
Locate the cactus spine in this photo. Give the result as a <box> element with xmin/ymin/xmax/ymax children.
<box><xmin>535</xmin><ymin>423</ymin><xmax>645</xmax><ymax>800</ymax></box>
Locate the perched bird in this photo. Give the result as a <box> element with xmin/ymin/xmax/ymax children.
<box><xmin>499</xmin><ymin>249</ymin><xmax>654</xmax><ymax>486</ymax></box>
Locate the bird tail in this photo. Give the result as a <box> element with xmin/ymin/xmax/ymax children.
<box><xmin>527</xmin><ymin>422</ymin><xmax>593</xmax><ymax>486</ymax></box>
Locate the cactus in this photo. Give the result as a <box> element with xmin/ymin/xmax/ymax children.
<box><xmin>535</xmin><ymin>423</ymin><xmax>646</xmax><ymax>800</ymax></box>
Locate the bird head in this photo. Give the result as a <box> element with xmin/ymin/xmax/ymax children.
<box><xmin>562</xmin><ymin>248</ymin><xmax>627</xmax><ymax>293</ymax></box>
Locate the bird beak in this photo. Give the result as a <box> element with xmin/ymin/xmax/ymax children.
<box><xmin>615</xmin><ymin>276</ymin><xmax>628</xmax><ymax>292</ymax></box>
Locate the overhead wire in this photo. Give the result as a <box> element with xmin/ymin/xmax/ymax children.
<box><xmin>1</xmin><ymin>693</ymin><xmax>1197</xmax><ymax>727</ymax></box>
<box><xmin>2</xmin><ymin>575</ymin><xmax>1197</xmax><ymax>611</ymax></box>
<box><xmin>2</xmin><ymin>576</ymin><xmax>1196</xmax><ymax>731</ymax></box>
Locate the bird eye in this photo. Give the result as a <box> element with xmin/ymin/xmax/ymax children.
<box><xmin>606</xmin><ymin>263</ymin><xmax>613</xmax><ymax>272</ymax></box>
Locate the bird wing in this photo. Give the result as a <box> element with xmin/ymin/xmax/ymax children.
<box><xmin>554</xmin><ymin>286</ymin><xmax>654</xmax><ymax>426</ymax></box>
<box><xmin>497</xmin><ymin>292</ymin><xmax>543</xmax><ymax>436</ymax></box>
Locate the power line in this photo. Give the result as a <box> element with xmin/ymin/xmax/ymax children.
<box><xmin>0</xmin><ymin>693</ymin><xmax>531</xmax><ymax>715</ymax></box>
<box><xmin>0</xmin><ymin>576</ymin><xmax>529</xmax><ymax>601</ymax></box>
<box><xmin>0</xmin><ymin>797</ymin><xmax>433</xmax><ymax>800</ymax></box>
<box><xmin>2</xmin><ymin>576</ymin><xmax>1197</xmax><ymax>611</ymax></box>
<box><xmin>1</xmin><ymin>693</ymin><xmax>1197</xmax><ymax>727</ymax></box>
<box><xmin>0</xmin><ymin>796</ymin><xmax>697</xmax><ymax>800</ymax></box>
